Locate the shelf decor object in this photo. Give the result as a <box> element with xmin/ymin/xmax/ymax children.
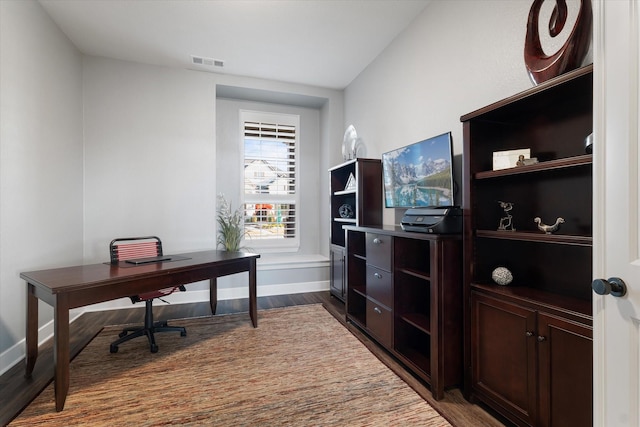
<box><xmin>524</xmin><ymin>0</ymin><xmax>592</xmax><ymax>84</ymax></box>
<box><xmin>534</xmin><ymin>216</ymin><xmax>564</xmax><ymax>234</ymax></box>
<box><xmin>584</xmin><ymin>132</ymin><xmax>593</xmax><ymax>153</ymax></box>
<box><xmin>342</xmin><ymin>125</ymin><xmax>361</xmax><ymax>160</ymax></box>
<box><xmin>344</xmin><ymin>173</ymin><xmax>356</xmax><ymax>191</ymax></box>
<box><xmin>339</xmin><ymin>203</ymin><xmax>354</xmax><ymax>219</ymax></box>
<box><xmin>497</xmin><ymin>201</ymin><xmax>516</xmax><ymax>231</ymax></box>
<box><xmin>491</xmin><ymin>267</ymin><xmax>513</xmax><ymax>286</ymax></box>
<box><xmin>493</xmin><ymin>148</ymin><xmax>531</xmax><ymax>170</ymax></box>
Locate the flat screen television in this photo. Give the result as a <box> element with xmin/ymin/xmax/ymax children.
<box><xmin>382</xmin><ymin>132</ymin><xmax>455</xmax><ymax>208</ymax></box>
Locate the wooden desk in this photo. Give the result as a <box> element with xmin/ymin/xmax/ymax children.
<box><xmin>20</xmin><ymin>250</ymin><xmax>260</xmax><ymax>411</ymax></box>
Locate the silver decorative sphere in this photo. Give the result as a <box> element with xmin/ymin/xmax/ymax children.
<box><xmin>492</xmin><ymin>267</ymin><xmax>513</xmax><ymax>286</ymax></box>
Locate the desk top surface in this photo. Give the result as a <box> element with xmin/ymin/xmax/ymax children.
<box><xmin>20</xmin><ymin>250</ymin><xmax>260</xmax><ymax>293</ymax></box>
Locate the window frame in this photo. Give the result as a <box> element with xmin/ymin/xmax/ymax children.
<box><xmin>239</xmin><ymin>109</ymin><xmax>300</xmax><ymax>252</ymax></box>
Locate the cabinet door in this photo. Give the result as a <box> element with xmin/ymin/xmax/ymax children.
<box><xmin>537</xmin><ymin>313</ymin><xmax>592</xmax><ymax>427</ymax></box>
<box><xmin>329</xmin><ymin>246</ymin><xmax>345</xmax><ymax>300</ymax></box>
<box><xmin>471</xmin><ymin>292</ymin><xmax>537</xmax><ymax>426</ymax></box>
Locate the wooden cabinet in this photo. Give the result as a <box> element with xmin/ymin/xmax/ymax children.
<box><xmin>462</xmin><ymin>65</ymin><xmax>593</xmax><ymax>427</ymax></box>
<box><xmin>328</xmin><ymin>159</ymin><xmax>382</xmax><ymax>301</ymax></box>
<box><xmin>471</xmin><ymin>291</ymin><xmax>592</xmax><ymax>427</ymax></box>
<box><xmin>345</xmin><ymin>225</ymin><xmax>462</xmax><ymax>400</ymax></box>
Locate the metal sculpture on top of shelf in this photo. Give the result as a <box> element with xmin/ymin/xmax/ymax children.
<box><xmin>524</xmin><ymin>0</ymin><xmax>592</xmax><ymax>85</ymax></box>
<box><xmin>534</xmin><ymin>216</ymin><xmax>565</xmax><ymax>234</ymax></box>
<box><xmin>342</xmin><ymin>125</ymin><xmax>367</xmax><ymax>160</ymax></box>
<box><xmin>498</xmin><ymin>201</ymin><xmax>516</xmax><ymax>231</ymax></box>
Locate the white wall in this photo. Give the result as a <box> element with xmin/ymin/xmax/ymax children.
<box><xmin>82</xmin><ymin>57</ymin><xmax>343</xmax><ymax>264</ymax></box>
<box><xmin>82</xmin><ymin>57</ymin><xmax>218</xmax><ymax>261</ymax></box>
<box><xmin>82</xmin><ymin>58</ymin><xmax>337</xmax><ymax>311</ymax></box>
<box><xmin>0</xmin><ymin>1</ymin><xmax>83</xmax><ymax>370</ymax></box>
<box><xmin>345</xmin><ymin>0</ymin><xmax>593</xmax><ymax>225</ymax></box>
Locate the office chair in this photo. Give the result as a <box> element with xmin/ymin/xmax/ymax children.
<box><xmin>108</xmin><ymin>236</ymin><xmax>186</xmax><ymax>353</ymax></box>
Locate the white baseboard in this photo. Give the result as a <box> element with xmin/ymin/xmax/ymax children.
<box><xmin>0</xmin><ymin>280</ymin><xmax>329</xmax><ymax>376</ymax></box>
<box><xmin>174</xmin><ymin>280</ymin><xmax>330</xmax><ymax>303</ymax></box>
<box><xmin>0</xmin><ymin>310</ymin><xmax>84</xmax><ymax>377</ymax></box>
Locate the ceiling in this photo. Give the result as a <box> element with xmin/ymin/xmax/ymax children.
<box><xmin>39</xmin><ymin>0</ymin><xmax>430</xmax><ymax>90</ymax></box>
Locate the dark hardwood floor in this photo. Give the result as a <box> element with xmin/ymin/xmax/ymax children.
<box><xmin>0</xmin><ymin>292</ymin><xmax>506</xmax><ymax>427</ymax></box>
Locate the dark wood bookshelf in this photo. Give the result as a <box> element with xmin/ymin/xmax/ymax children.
<box><xmin>461</xmin><ymin>64</ymin><xmax>593</xmax><ymax>427</ymax></box>
<box><xmin>328</xmin><ymin>158</ymin><xmax>382</xmax><ymax>301</ymax></box>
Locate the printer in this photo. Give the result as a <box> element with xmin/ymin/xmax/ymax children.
<box><xmin>400</xmin><ymin>206</ymin><xmax>462</xmax><ymax>234</ymax></box>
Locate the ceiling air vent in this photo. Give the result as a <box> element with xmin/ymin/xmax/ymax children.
<box><xmin>191</xmin><ymin>55</ymin><xmax>224</xmax><ymax>68</ymax></box>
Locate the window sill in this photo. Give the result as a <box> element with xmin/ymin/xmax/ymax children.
<box><xmin>256</xmin><ymin>254</ymin><xmax>329</xmax><ymax>271</ymax></box>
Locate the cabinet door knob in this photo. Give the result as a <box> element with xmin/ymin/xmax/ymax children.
<box><xmin>373</xmin><ymin>306</ymin><xmax>382</xmax><ymax>315</ymax></box>
<box><xmin>592</xmin><ymin>277</ymin><xmax>627</xmax><ymax>297</ymax></box>
<box><xmin>537</xmin><ymin>336</ymin><xmax>546</xmax><ymax>342</ymax></box>
<box><xmin>373</xmin><ymin>238</ymin><xmax>382</xmax><ymax>244</ymax></box>
<box><xmin>374</xmin><ymin>272</ymin><xmax>382</xmax><ymax>279</ymax></box>
<box><xmin>526</xmin><ymin>331</ymin><xmax>534</xmax><ymax>337</ymax></box>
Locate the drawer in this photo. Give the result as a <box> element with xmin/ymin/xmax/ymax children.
<box><xmin>366</xmin><ymin>265</ymin><xmax>392</xmax><ymax>308</ymax></box>
<box><xmin>366</xmin><ymin>298</ymin><xmax>392</xmax><ymax>348</ymax></box>
<box><xmin>366</xmin><ymin>233</ymin><xmax>392</xmax><ymax>271</ymax></box>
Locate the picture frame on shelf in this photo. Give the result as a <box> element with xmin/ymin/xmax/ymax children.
<box><xmin>492</xmin><ymin>148</ymin><xmax>531</xmax><ymax>170</ymax></box>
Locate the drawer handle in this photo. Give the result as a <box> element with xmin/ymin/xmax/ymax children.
<box><xmin>374</xmin><ymin>272</ymin><xmax>382</xmax><ymax>279</ymax></box>
<box><xmin>373</xmin><ymin>307</ymin><xmax>382</xmax><ymax>315</ymax></box>
<box><xmin>526</xmin><ymin>331</ymin><xmax>534</xmax><ymax>337</ymax></box>
<box><xmin>537</xmin><ymin>336</ymin><xmax>546</xmax><ymax>342</ymax></box>
<box><xmin>373</xmin><ymin>238</ymin><xmax>382</xmax><ymax>244</ymax></box>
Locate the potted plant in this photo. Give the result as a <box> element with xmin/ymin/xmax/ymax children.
<box><xmin>216</xmin><ymin>194</ymin><xmax>248</xmax><ymax>251</ymax></box>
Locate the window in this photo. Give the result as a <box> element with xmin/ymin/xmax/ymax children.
<box><xmin>241</xmin><ymin>110</ymin><xmax>299</xmax><ymax>250</ymax></box>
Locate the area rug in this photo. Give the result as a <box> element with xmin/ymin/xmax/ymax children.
<box><xmin>10</xmin><ymin>304</ymin><xmax>450</xmax><ymax>426</ymax></box>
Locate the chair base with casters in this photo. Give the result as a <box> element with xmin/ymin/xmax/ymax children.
<box><xmin>108</xmin><ymin>236</ymin><xmax>187</xmax><ymax>353</ymax></box>
<box><xmin>110</xmin><ymin>287</ymin><xmax>187</xmax><ymax>353</ymax></box>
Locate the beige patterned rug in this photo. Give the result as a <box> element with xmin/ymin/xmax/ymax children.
<box><xmin>11</xmin><ymin>304</ymin><xmax>450</xmax><ymax>426</ymax></box>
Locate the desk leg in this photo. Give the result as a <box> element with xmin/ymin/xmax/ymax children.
<box><xmin>25</xmin><ymin>283</ymin><xmax>38</xmax><ymax>378</ymax></box>
<box><xmin>53</xmin><ymin>294</ymin><xmax>70</xmax><ymax>412</ymax></box>
<box><xmin>249</xmin><ymin>258</ymin><xmax>258</xmax><ymax>327</ymax></box>
<box><xmin>209</xmin><ymin>278</ymin><xmax>217</xmax><ymax>315</ymax></box>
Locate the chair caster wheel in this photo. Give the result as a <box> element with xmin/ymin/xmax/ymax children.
<box><xmin>118</xmin><ymin>331</ymin><xmax>127</xmax><ymax>338</ymax></box>
<box><xmin>180</xmin><ymin>331</ymin><xmax>187</xmax><ymax>337</ymax></box>
<box><xmin>110</xmin><ymin>345</ymin><xmax>118</xmax><ymax>353</ymax></box>
<box><xmin>151</xmin><ymin>344</ymin><xmax>159</xmax><ymax>353</ymax></box>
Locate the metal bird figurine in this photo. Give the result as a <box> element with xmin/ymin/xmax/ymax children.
<box><xmin>534</xmin><ymin>217</ymin><xmax>564</xmax><ymax>234</ymax></box>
